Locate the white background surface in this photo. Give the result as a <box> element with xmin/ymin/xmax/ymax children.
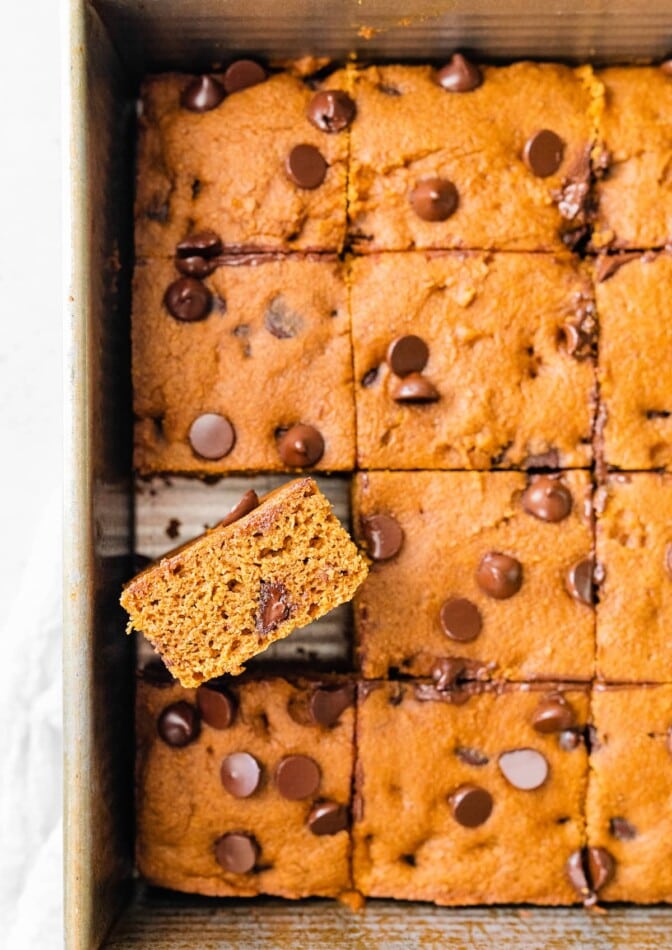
<box><xmin>0</xmin><ymin>0</ymin><xmax>63</xmax><ymax>946</ymax></box>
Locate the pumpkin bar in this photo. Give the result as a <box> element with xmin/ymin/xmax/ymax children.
<box><xmin>121</xmin><ymin>479</ymin><xmax>368</xmax><ymax>686</ymax></box>
<box><xmin>353</xmin><ymin>681</ymin><xmax>590</xmax><ymax>904</ymax></box>
<box><xmin>136</xmin><ymin>675</ymin><xmax>355</xmax><ymax>897</ymax></box>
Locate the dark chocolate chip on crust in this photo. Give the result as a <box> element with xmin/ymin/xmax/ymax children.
<box><xmin>286</xmin><ymin>144</ymin><xmax>328</xmax><ymax>189</ymax></box>
<box><xmin>157</xmin><ymin>701</ymin><xmax>200</xmax><ymax>747</ymax></box>
<box><xmin>475</xmin><ymin>552</ymin><xmax>523</xmax><ymax>600</ymax></box>
<box><xmin>276</xmin><ymin>424</ymin><xmax>325</xmax><ymax>467</ymax></box>
<box><xmin>181</xmin><ymin>75</ymin><xmax>225</xmax><ymax>112</ymax></box>
<box><xmin>223</xmin><ymin>59</ymin><xmax>267</xmax><ymax>94</ymax></box>
<box><xmin>437</xmin><ymin>54</ymin><xmax>482</xmax><ymax>92</ymax></box>
<box><xmin>219</xmin><ymin>490</ymin><xmax>259</xmax><ymax>529</ymax></box>
<box><xmin>521</xmin><ymin>475</ymin><xmax>572</xmax><ymax>523</ymax></box>
<box><xmin>275</xmin><ymin>754</ymin><xmax>321</xmax><ymax>800</ymax></box>
<box><xmin>307</xmin><ymin>90</ymin><xmax>356</xmax><ymax>132</ymax></box>
<box><xmin>391</xmin><ymin>373</ymin><xmax>440</xmax><ymax>403</ymax></box>
<box><xmin>308</xmin><ymin>801</ymin><xmax>349</xmax><ymax>835</ymax></box>
<box><xmin>410</xmin><ymin>178</ymin><xmax>458</xmax><ymax>221</ymax></box>
<box><xmin>197</xmin><ymin>684</ymin><xmax>237</xmax><ymax>729</ymax></box>
<box><xmin>523</xmin><ymin>129</ymin><xmax>565</xmax><ymax>177</ymax></box>
<box><xmin>214</xmin><ymin>833</ymin><xmax>259</xmax><ymax>873</ymax></box>
<box><xmin>164</xmin><ymin>277</ymin><xmax>212</xmax><ymax>322</ymax></box>
<box><xmin>387</xmin><ymin>335</ymin><xmax>429</xmax><ymax>377</ymax></box>
<box><xmin>449</xmin><ymin>784</ymin><xmax>493</xmax><ymax>827</ymax></box>
<box><xmin>309</xmin><ymin>684</ymin><xmax>355</xmax><ymax>726</ymax></box>
<box><xmin>361</xmin><ymin>513</ymin><xmax>404</xmax><ymax>561</ymax></box>
<box><xmin>498</xmin><ymin>748</ymin><xmax>549</xmax><ymax>790</ymax></box>
<box><xmin>189</xmin><ymin>413</ymin><xmax>236</xmax><ymax>460</ymax></box>
<box><xmin>565</xmin><ymin>557</ymin><xmax>595</xmax><ymax>606</ymax></box>
<box><xmin>439</xmin><ymin>598</ymin><xmax>483</xmax><ymax>642</ymax></box>
<box><xmin>220</xmin><ymin>752</ymin><xmax>261</xmax><ymax>798</ymax></box>
<box><xmin>531</xmin><ymin>693</ymin><xmax>576</xmax><ymax>734</ymax></box>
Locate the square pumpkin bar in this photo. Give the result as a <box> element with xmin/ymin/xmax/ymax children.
<box><xmin>595</xmin><ymin>473</ymin><xmax>672</xmax><ymax>681</ymax></box>
<box><xmin>136</xmin><ymin>674</ymin><xmax>356</xmax><ymax>898</ymax></box>
<box><xmin>353</xmin><ymin>470</ymin><xmax>595</xmax><ymax>681</ymax></box>
<box><xmin>348</xmin><ymin>61</ymin><xmax>601</xmax><ymax>252</ymax></box>
<box><xmin>133</xmin><ymin>256</ymin><xmax>355</xmax><ymax>474</ymax></box>
<box><xmin>596</xmin><ymin>251</ymin><xmax>672</xmax><ymax>471</ymax></box>
<box><xmin>592</xmin><ymin>67</ymin><xmax>672</xmax><ymax>250</ymax></box>
<box><xmin>135</xmin><ymin>67</ymin><xmax>353</xmax><ymax>256</ymax></box>
<box><xmin>586</xmin><ymin>685</ymin><xmax>672</xmax><ymax>903</ymax></box>
<box><xmin>350</xmin><ymin>252</ymin><xmax>595</xmax><ymax>470</ymax></box>
<box><xmin>354</xmin><ymin>681</ymin><xmax>589</xmax><ymax>905</ymax></box>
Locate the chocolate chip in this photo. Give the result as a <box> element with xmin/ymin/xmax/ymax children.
<box><xmin>449</xmin><ymin>784</ymin><xmax>493</xmax><ymax>827</ymax></box>
<box><xmin>361</xmin><ymin>368</ymin><xmax>378</xmax><ymax>387</ymax></box>
<box><xmin>257</xmin><ymin>580</ymin><xmax>290</xmax><ymax>635</ymax></box>
<box><xmin>432</xmin><ymin>657</ymin><xmax>485</xmax><ymax>689</ymax></box>
<box><xmin>391</xmin><ymin>373</ymin><xmax>440</xmax><ymax>403</ymax></box>
<box><xmin>309</xmin><ymin>684</ymin><xmax>355</xmax><ymax>726</ymax></box>
<box><xmin>410</xmin><ymin>178</ymin><xmax>458</xmax><ymax>221</ymax></box>
<box><xmin>475</xmin><ymin>552</ymin><xmax>523</xmax><ymax>600</ymax></box>
<box><xmin>523</xmin><ymin>129</ymin><xmax>565</xmax><ymax>178</ymax></box>
<box><xmin>285</xmin><ymin>144</ymin><xmax>328</xmax><ymax>189</ymax></box>
<box><xmin>587</xmin><ymin>847</ymin><xmax>616</xmax><ymax>891</ymax></box>
<box><xmin>181</xmin><ymin>75</ymin><xmax>225</xmax><ymax>112</ymax></box>
<box><xmin>665</xmin><ymin>543</ymin><xmax>672</xmax><ymax>579</ymax></box>
<box><xmin>566</xmin><ymin>849</ymin><xmax>590</xmax><ymax>898</ymax></box>
<box><xmin>275</xmin><ymin>754</ymin><xmax>321</xmax><ymax>800</ymax></box>
<box><xmin>439</xmin><ymin>598</ymin><xmax>483</xmax><ymax>642</ymax></box>
<box><xmin>436</xmin><ymin>54</ymin><xmax>482</xmax><ymax>92</ymax></box>
<box><xmin>558</xmin><ymin>729</ymin><xmax>582</xmax><ymax>751</ymax></box>
<box><xmin>609</xmin><ymin>817</ymin><xmax>637</xmax><ymax>841</ymax></box>
<box><xmin>223</xmin><ymin>59</ymin><xmax>266</xmax><ymax>94</ymax></box>
<box><xmin>559</xmin><ymin>319</ymin><xmax>595</xmax><ymax>362</ymax></box>
<box><xmin>219</xmin><ymin>490</ymin><xmax>259</xmax><ymax>528</ymax></box>
<box><xmin>176</xmin><ymin>230</ymin><xmax>222</xmax><ymax>259</ymax></box>
<box><xmin>276</xmin><ymin>424</ymin><xmax>324</xmax><ymax>467</ymax></box>
<box><xmin>264</xmin><ymin>296</ymin><xmax>304</xmax><ymax>338</ymax></box>
<box><xmin>157</xmin><ymin>702</ymin><xmax>200</xmax><ymax>747</ymax></box>
<box><xmin>361</xmin><ymin>513</ymin><xmax>404</xmax><ymax>561</ymax></box>
<box><xmin>175</xmin><ymin>256</ymin><xmax>217</xmax><ymax>279</ymax></box>
<box><xmin>521</xmin><ymin>475</ymin><xmax>572</xmax><ymax>523</ymax></box>
<box><xmin>455</xmin><ymin>746</ymin><xmax>489</xmax><ymax>767</ymax></box>
<box><xmin>307</xmin><ymin>801</ymin><xmax>349</xmax><ymax>835</ymax></box>
<box><xmin>188</xmin><ymin>413</ymin><xmax>236</xmax><ymax>460</ymax></box>
<box><xmin>565</xmin><ymin>557</ymin><xmax>594</xmax><ymax>606</ymax></box>
<box><xmin>214</xmin><ymin>833</ymin><xmax>259</xmax><ymax>873</ymax></box>
<box><xmin>197</xmin><ymin>684</ymin><xmax>237</xmax><ymax>729</ymax></box>
<box><xmin>378</xmin><ymin>83</ymin><xmax>402</xmax><ymax>96</ymax></box>
<box><xmin>165</xmin><ymin>516</ymin><xmax>180</xmax><ymax>539</ymax></box>
<box><xmin>524</xmin><ymin>449</ymin><xmax>560</xmax><ymax>470</ymax></box>
<box><xmin>387</xmin><ymin>335</ymin><xmax>429</xmax><ymax>377</ymax></box>
<box><xmin>531</xmin><ymin>694</ymin><xmax>576</xmax><ymax>734</ymax></box>
<box><xmin>164</xmin><ymin>277</ymin><xmax>212</xmax><ymax>322</ymax></box>
<box><xmin>220</xmin><ymin>752</ymin><xmax>261</xmax><ymax>798</ymax></box>
<box><xmin>498</xmin><ymin>748</ymin><xmax>549</xmax><ymax>790</ymax></box>
<box><xmin>307</xmin><ymin>90</ymin><xmax>356</xmax><ymax>132</ymax></box>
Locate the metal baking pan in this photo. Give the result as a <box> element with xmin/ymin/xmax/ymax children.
<box><xmin>64</xmin><ymin>0</ymin><xmax>672</xmax><ymax>945</ymax></box>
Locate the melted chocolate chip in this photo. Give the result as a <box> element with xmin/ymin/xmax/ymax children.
<box><xmin>176</xmin><ymin>230</ymin><xmax>222</xmax><ymax>259</ymax></box>
<box><xmin>214</xmin><ymin>833</ymin><xmax>259</xmax><ymax>873</ymax></box>
<box><xmin>220</xmin><ymin>752</ymin><xmax>261</xmax><ymax>798</ymax></box>
<box><xmin>391</xmin><ymin>373</ymin><xmax>440</xmax><ymax>403</ymax></box>
<box><xmin>197</xmin><ymin>684</ymin><xmax>237</xmax><ymax>729</ymax></box>
<box><xmin>309</xmin><ymin>684</ymin><xmax>355</xmax><ymax>726</ymax></box>
<box><xmin>275</xmin><ymin>754</ymin><xmax>321</xmax><ymax>800</ymax></box>
<box><xmin>587</xmin><ymin>847</ymin><xmax>616</xmax><ymax>891</ymax></box>
<box><xmin>521</xmin><ymin>475</ymin><xmax>573</xmax><ymax>523</ymax></box>
<box><xmin>387</xmin><ymin>335</ymin><xmax>429</xmax><ymax>377</ymax></box>
<box><xmin>523</xmin><ymin>129</ymin><xmax>565</xmax><ymax>177</ymax></box>
<box><xmin>455</xmin><ymin>746</ymin><xmax>489</xmax><ymax>767</ymax></box>
<box><xmin>531</xmin><ymin>694</ymin><xmax>576</xmax><ymax>734</ymax></box>
<box><xmin>439</xmin><ymin>598</ymin><xmax>483</xmax><ymax>642</ymax></box>
<box><xmin>164</xmin><ymin>277</ymin><xmax>212</xmax><ymax>322</ymax></box>
<box><xmin>436</xmin><ymin>54</ymin><xmax>482</xmax><ymax>92</ymax></box>
<box><xmin>285</xmin><ymin>144</ymin><xmax>328</xmax><ymax>189</ymax></box>
<box><xmin>175</xmin><ymin>256</ymin><xmax>217</xmax><ymax>279</ymax></box>
<box><xmin>498</xmin><ymin>748</ymin><xmax>549</xmax><ymax>790</ymax></box>
<box><xmin>307</xmin><ymin>801</ymin><xmax>349</xmax><ymax>835</ymax></box>
<box><xmin>257</xmin><ymin>580</ymin><xmax>290</xmax><ymax>635</ymax></box>
<box><xmin>361</xmin><ymin>513</ymin><xmax>404</xmax><ymax>561</ymax></box>
<box><xmin>219</xmin><ymin>490</ymin><xmax>259</xmax><ymax>528</ymax></box>
<box><xmin>475</xmin><ymin>552</ymin><xmax>523</xmax><ymax>600</ymax></box>
<box><xmin>410</xmin><ymin>178</ymin><xmax>459</xmax><ymax>221</ymax></box>
<box><xmin>449</xmin><ymin>784</ymin><xmax>493</xmax><ymax>827</ymax></box>
<box><xmin>157</xmin><ymin>702</ymin><xmax>200</xmax><ymax>747</ymax></box>
<box><xmin>361</xmin><ymin>368</ymin><xmax>378</xmax><ymax>387</ymax></box>
<box><xmin>276</xmin><ymin>424</ymin><xmax>324</xmax><ymax>467</ymax></box>
<box><xmin>307</xmin><ymin>90</ymin><xmax>356</xmax><ymax>133</ymax></box>
<box><xmin>609</xmin><ymin>817</ymin><xmax>637</xmax><ymax>841</ymax></box>
<box><xmin>223</xmin><ymin>59</ymin><xmax>266</xmax><ymax>94</ymax></box>
<box><xmin>565</xmin><ymin>557</ymin><xmax>594</xmax><ymax>606</ymax></box>
<box><xmin>188</xmin><ymin>413</ymin><xmax>236</xmax><ymax>460</ymax></box>
<box><xmin>264</xmin><ymin>296</ymin><xmax>304</xmax><ymax>338</ymax></box>
<box><xmin>181</xmin><ymin>75</ymin><xmax>225</xmax><ymax>112</ymax></box>
<box><xmin>566</xmin><ymin>849</ymin><xmax>590</xmax><ymax>898</ymax></box>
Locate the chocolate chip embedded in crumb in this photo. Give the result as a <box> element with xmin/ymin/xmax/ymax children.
<box><xmin>157</xmin><ymin>701</ymin><xmax>200</xmax><ymax>747</ymax></box>
<box><xmin>523</xmin><ymin>129</ymin><xmax>565</xmax><ymax>177</ymax></box>
<box><xmin>565</xmin><ymin>557</ymin><xmax>595</xmax><ymax>606</ymax></box>
<box><xmin>587</xmin><ymin>847</ymin><xmax>616</xmax><ymax>892</ymax></box>
<box><xmin>175</xmin><ymin>255</ymin><xmax>217</xmax><ymax>279</ymax></box>
<box><xmin>275</xmin><ymin>754</ymin><xmax>321</xmax><ymax>800</ymax></box>
<box><xmin>257</xmin><ymin>580</ymin><xmax>290</xmax><ymax>635</ymax></box>
<box><xmin>223</xmin><ymin>59</ymin><xmax>266</xmax><ymax>94</ymax></box>
<box><xmin>410</xmin><ymin>178</ymin><xmax>459</xmax><ymax>221</ymax></box>
<box><xmin>220</xmin><ymin>752</ymin><xmax>261</xmax><ymax>798</ymax></box>
<box><xmin>361</xmin><ymin>367</ymin><xmax>378</xmax><ymax>387</ymax></box>
<box><xmin>609</xmin><ymin>817</ymin><xmax>637</xmax><ymax>841</ymax></box>
<box><xmin>439</xmin><ymin>598</ymin><xmax>483</xmax><ymax>642</ymax></box>
<box><xmin>475</xmin><ymin>552</ymin><xmax>523</xmax><ymax>600</ymax></box>
<box><xmin>164</xmin><ymin>277</ymin><xmax>212</xmax><ymax>322</ymax></box>
<box><xmin>188</xmin><ymin>413</ymin><xmax>236</xmax><ymax>460</ymax></box>
<box><xmin>455</xmin><ymin>746</ymin><xmax>489</xmax><ymax>767</ymax></box>
<box><xmin>449</xmin><ymin>784</ymin><xmax>493</xmax><ymax>827</ymax></box>
<box><xmin>391</xmin><ymin>373</ymin><xmax>440</xmax><ymax>403</ymax></box>
<box><xmin>307</xmin><ymin>90</ymin><xmax>356</xmax><ymax>133</ymax></box>
<box><xmin>521</xmin><ymin>475</ymin><xmax>573</xmax><ymax>523</ymax></box>
<box><xmin>276</xmin><ymin>424</ymin><xmax>325</xmax><ymax>467</ymax></box>
<box><xmin>197</xmin><ymin>684</ymin><xmax>237</xmax><ymax>729</ymax></box>
<box><xmin>558</xmin><ymin>729</ymin><xmax>582</xmax><ymax>751</ymax></box>
<box><xmin>264</xmin><ymin>296</ymin><xmax>304</xmax><ymax>339</ymax></box>
<box><xmin>285</xmin><ymin>144</ymin><xmax>328</xmax><ymax>189</ymax></box>
<box><xmin>387</xmin><ymin>335</ymin><xmax>429</xmax><ymax>377</ymax></box>
<box><xmin>531</xmin><ymin>694</ymin><xmax>576</xmax><ymax>734</ymax></box>
<box><xmin>219</xmin><ymin>490</ymin><xmax>259</xmax><ymax>528</ymax></box>
<box><xmin>176</xmin><ymin>230</ymin><xmax>222</xmax><ymax>259</ymax></box>
<box><xmin>308</xmin><ymin>801</ymin><xmax>349</xmax><ymax>835</ymax></box>
<box><xmin>181</xmin><ymin>75</ymin><xmax>225</xmax><ymax>112</ymax></box>
<box><xmin>214</xmin><ymin>833</ymin><xmax>259</xmax><ymax>873</ymax></box>
<box><xmin>498</xmin><ymin>748</ymin><xmax>549</xmax><ymax>790</ymax></box>
<box><xmin>309</xmin><ymin>684</ymin><xmax>355</xmax><ymax>726</ymax></box>
<box><xmin>436</xmin><ymin>54</ymin><xmax>483</xmax><ymax>92</ymax></box>
<box><xmin>362</xmin><ymin>513</ymin><xmax>404</xmax><ymax>561</ymax></box>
